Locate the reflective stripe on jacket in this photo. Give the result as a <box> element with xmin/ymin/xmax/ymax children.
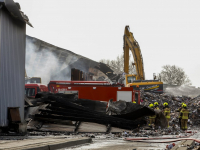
<box><xmin>164</xmin><ymin>108</ymin><xmax>170</xmax><ymax>119</ymax></box>
<box><xmin>149</xmin><ymin>115</ymin><xmax>156</xmax><ymax>119</ymax></box>
<box><xmin>150</xmin><ymin>107</ymin><xmax>159</xmax><ymax>118</ymax></box>
<box><xmin>149</xmin><ymin>107</ymin><xmax>156</xmax><ymax>119</ymax></box>
<box><xmin>180</xmin><ymin>108</ymin><xmax>189</xmax><ymax>119</ymax></box>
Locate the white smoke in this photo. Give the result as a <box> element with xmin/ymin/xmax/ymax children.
<box><xmin>25</xmin><ymin>36</ymin><xmax>97</xmax><ymax>84</ymax></box>
<box><xmin>25</xmin><ymin>37</ymin><xmax>70</xmax><ymax>84</ymax></box>
<box><xmin>165</xmin><ymin>85</ymin><xmax>200</xmax><ymax>97</ymax></box>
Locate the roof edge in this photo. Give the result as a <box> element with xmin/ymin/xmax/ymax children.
<box><xmin>2</xmin><ymin>0</ymin><xmax>33</xmax><ymax>27</ymax></box>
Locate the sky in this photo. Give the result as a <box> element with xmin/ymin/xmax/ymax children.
<box><xmin>15</xmin><ymin>0</ymin><xmax>200</xmax><ymax>87</ymax></box>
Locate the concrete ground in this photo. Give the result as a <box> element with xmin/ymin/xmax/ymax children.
<box><xmin>66</xmin><ymin>139</ymin><xmax>167</xmax><ymax>150</ymax></box>
<box><xmin>0</xmin><ymin>136</ymin><xmax>91</xmax><ymax>150</ymax></box>
<box><xmin>65</xmin><ymin>131</ymin><xmax>200</xmax><ymax>150</ymax></box>
<box><xmin>65</xmin><ymin>138</ymin><xmax>176</xmax><ymax>150</ymax></box>
<box><xmin>0</xmin><ymin>130</ymin><xmax>199</xmax><ymax>150</ymax></box>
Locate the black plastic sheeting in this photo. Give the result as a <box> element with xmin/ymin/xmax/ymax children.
<box><xmin>29</xmin><ymin>93</ymin><xmax>156</xmax><ymax>130</ymax></box>
<box><xmin>106</xmin><ymin>100</ymin><xmax>167</xmax><ymax>128</ymax></box>
<box><xmin>36</xmin><ymin>93</ymin><xmax>107</xmax><ymax>113</ymax></box>
<box><xmin>106</xmin><ymin>99</ymin><xmax>155</xmax><ymax>120</ymax></box>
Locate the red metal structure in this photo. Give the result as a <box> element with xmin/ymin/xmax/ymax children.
<box><xmin>48</xmin><ymin>81</ymin><xmax>140</xmax><ymax>104</ymax></box>
<box><xmin>25</xmin><ymin>81</ymin><xmax>140</xmax><ymax>104</ymax></box>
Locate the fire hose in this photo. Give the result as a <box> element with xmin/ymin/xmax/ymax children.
<box><xmin>125</xmin><ymin>131</ymin><xmax>198</xmax><ymax>143</ymax></box>
<box><xmin>125</xmin><ymin>138</ymin><xmax>200</xmax><ymax>143</ymax></box>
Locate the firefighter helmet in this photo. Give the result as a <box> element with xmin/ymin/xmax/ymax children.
<box><xmin>182</xmin><ymin>103</ymin><xmax>187</xmax><ymax>108</ymax></box>
<box><xmin>133</xmin><ymin>101</ymin><xmax>136</xmax><ymax>103</ymax></box>
<box><xmin>149</xmin><ymin>104</ymin><xmax>154</xmax><ymax>108</ymax></box>
<box><xmin>154</xmin><ymin>102</ymin><xmax>158</xmax><ymax>106</ymax></box>
<box><xmin>163</xmin><ymin>102</ymin><xmax>168</xmax><ymax>106</ymax></box>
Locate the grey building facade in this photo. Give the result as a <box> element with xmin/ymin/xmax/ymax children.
<box><xmin>0</xmin><ymin>0</ymin><xmax>31</xmax><ymax>127</ymax></box>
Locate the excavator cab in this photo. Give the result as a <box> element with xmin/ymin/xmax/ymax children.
<box><xmin>124</xmin><ymin>74</ymin><xmax>163</xmax><ymax>92</ymax></box>
<box><xmin>126</xmin><ymin>75</ymin><xmax>136</xmax><ymax>83</ymax></box>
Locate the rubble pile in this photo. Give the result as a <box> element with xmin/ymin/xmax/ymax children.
<box><xmin>26</xmin><ymin>93</ymin><xmax>154</xmax><ymax>132</ymax></box>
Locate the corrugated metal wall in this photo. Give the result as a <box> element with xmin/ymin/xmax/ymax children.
<box><xmin>0</xmin><ymin>7</ymin><xmax>26</xmax><ymax>126</ymax></box>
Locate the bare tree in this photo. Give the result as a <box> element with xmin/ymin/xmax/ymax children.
<box><xmin>100</xmin><ymin>54</ymin><xmax>136</xmax><ymax>74</ymax></box>
<box><xmin>160</xmin><ymin>65</ymin><xmax>191</xmax><ymax>85</ymax></box>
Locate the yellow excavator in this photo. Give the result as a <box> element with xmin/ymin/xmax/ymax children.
<box><xmin>123</xmin><ymin>26</ymin><xmax>163</xmax><ymax>93</ymax></box>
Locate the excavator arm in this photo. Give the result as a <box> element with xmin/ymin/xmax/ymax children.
<box><xmin>123</xmin><ymin>26</ymin><xmax>145</xmax><ymax>80</ymax></box>
<box><xmin>122</xmin><ymin>26</ymin><xmax>163</xmax><ymax>93</ymax></box>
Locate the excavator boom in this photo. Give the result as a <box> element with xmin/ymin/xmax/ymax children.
<box><xmin>124</xmin><ymin>26</ymin><xmax>145</xmax><ymax>80</ymax></box>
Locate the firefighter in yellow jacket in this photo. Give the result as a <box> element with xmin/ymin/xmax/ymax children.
<box><xmin>163</xmin><ymin>102</ymin><xmax>170</xmax><ymax>128</ymax></box>
<box><xmin>154</xmin><ymin>102</ymin><xmax>159</xmax><ymax>110</ymax></box>
<box><xmin>149</xmin><ymin>104</ymin><xmax>156</xmax><ymax>126</ymax></box>
<box><xmin>176</xmin><ymin>102</ymin><xmax>185</xmax><ymax>128</ymax></box>
<box><xmin>180</xmin><ymin>104</ymin><xmax>189</xmax><ymax>130</ymax></box>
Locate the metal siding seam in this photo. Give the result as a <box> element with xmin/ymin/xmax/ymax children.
<box><xmin>0</xmin><ymin>9</ymin><xmax>3</xmax><ymax>126</ymax></box>
<box><xmin>3</xmin><ymin>8</ymin><xmax>10</xmax><ymax>126</ymax></box>
<box><xmin>18</xmin><ymin>22</ymin><xmax>25</xmax><ymax>122</ymax></box>
<box><xmin>0</xmin><ymin>8</ymin><xmax>7</xmax><ymax>126</ymax></box>
<box><xmin>2</xmin><ymin>8</ymin><xmax>8</xmax><ymax>126</ymax></box>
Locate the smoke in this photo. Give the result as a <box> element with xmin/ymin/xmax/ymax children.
<box><xmin>25</xmin><ymin>37</ymin><xmax>71</xmax><ymax>84</ymax></box>
<box><xmin>165</xmin><ymin>85</ymin><xmax>200</xmax><ymax>97</ymax></box>
<box><xmin>25</xmin><ymin>36</ymin><xmax>99</xmax><ymax>84</ymax></box>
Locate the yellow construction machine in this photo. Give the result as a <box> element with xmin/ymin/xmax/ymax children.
<box><xmin>123</xmin><ymin>26</ymin><xmax>163</xmax><ymax>93</ymax></box>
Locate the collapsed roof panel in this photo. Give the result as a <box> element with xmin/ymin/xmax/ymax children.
<box><xmin>26</xmin><ymin>35</ymin><xmax>117</xmax><ymax>84</ymax></box>
<box><xmin>26</xmin><ymin>93</ymin><xmax>150</xmax><ymax>131</ymax></box>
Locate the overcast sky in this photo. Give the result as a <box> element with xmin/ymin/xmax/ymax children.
<box><xmin>15</xmin><ymin>0</ymin><xmax>200</xmax><ymax>87</ymax></box>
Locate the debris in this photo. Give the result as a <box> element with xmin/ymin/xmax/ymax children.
<box><xmin>26</xmin><ymin>93</ymin><xmax>153</xmax><ymax>133</ymax></box>
<box><xmin>24</xmin><ymin>90</ymin><xmax>200</xmax><ymax>137</ymax></box>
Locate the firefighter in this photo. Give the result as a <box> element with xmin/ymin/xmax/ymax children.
<box><xmin>149</xmin><ymin>104</ymin><xmax>156</xmax><ymax>126</ymax></box>
<box><xmin>176</xmin><ymin>102</ymin><xmax>185</xmax><ymax>128</ymax></box>
<box><xmin>133</xmin><ymin>101</ymin><xmax>136</xmax><ymax>104</ymax></box>
<box><xmin>154</xmin><ymin>102</ymin><xmax>159</xmax><ymax>110</ymax></box>
<box><xmin>163</xmin><ymin>102</ymin><xmax>170</xmax><ymax>128</ymax></box>
<box><xmin>180</xmin><ymin>104</ymin><xmax>189</xmax><ymax>130</ymax></box>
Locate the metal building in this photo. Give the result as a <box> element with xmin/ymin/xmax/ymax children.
<box><xmin>0</xmin><ymin>0</ymin><xmax>32</xmax><ymax>127</ymax></box>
